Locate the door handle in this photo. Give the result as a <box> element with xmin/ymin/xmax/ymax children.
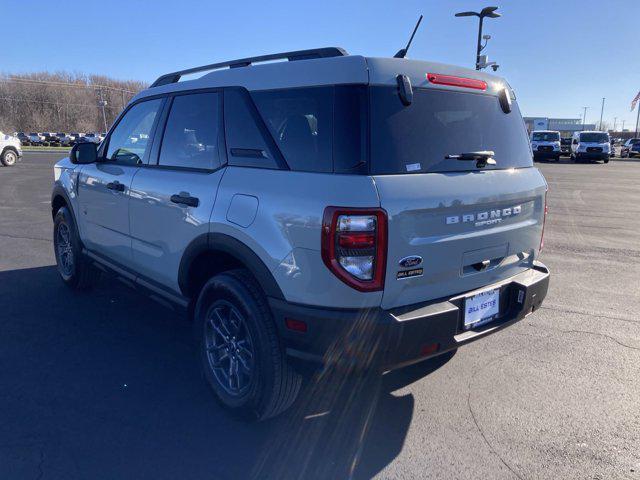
<box><xmin>170</xmin><ymin>193</ymin><xmax>199</xmax><ymax>208</ymax></box>
<box><xmin>472</xmin><ymin>259</ymin><xmax>491</xmax><ymax>271</ymax></box>
<box><xmin>106</xmin><ymin>181</ymin><xmax>125</xmax><ymax>192</ymax></box>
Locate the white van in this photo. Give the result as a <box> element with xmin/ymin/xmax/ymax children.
<box><xmin>530</xmin><ymin>130</ymin><xmax>561</xmax><ymax>162</ymax></box>
<box><xmin>571</xmin><ymin>131</ymin><xmax>610</xmax><ymax>163</ymax></box>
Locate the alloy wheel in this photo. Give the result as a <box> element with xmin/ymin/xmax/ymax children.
<box><xmin>56</xmin><ymin>222</ymin><xmax>74</xmax><ymax>276</ymax></box>
<box><xmin>204</xmin><ymin>300</ymin><xmax>255</xmax><ymax>397</ymax></box>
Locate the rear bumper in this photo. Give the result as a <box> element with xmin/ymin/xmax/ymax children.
<box><xmin>270</xmin><ymin>261</ymin><xmax>550</xmax><ymax>372</ymax></box>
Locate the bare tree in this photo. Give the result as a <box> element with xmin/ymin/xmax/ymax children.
<box><xmin>0</xmin><ymin>72</ymin><xmax>147</xmax><ymax>133</ymax></box>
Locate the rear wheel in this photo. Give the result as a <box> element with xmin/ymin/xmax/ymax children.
<box><xmin>195</xmin><ymin>269</ymin><xmax>301</xmax><ymax>420</ymax></box>
<box><xmin>1</xmin><ymin>149</ymin><xmax>17</xmax><ymax>166</ymax></box>
<box><xmin>53</xmin><ymin>207</ymin><xmax>97</xmax><ymax>289</ymax></box>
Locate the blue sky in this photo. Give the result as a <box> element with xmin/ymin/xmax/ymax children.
<box><xmin>4</xmin><ymin>0</ymin><xmax>640</xmax><ymax>129</ymax></box>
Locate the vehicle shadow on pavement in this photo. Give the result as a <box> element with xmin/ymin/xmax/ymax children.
<box><xmin>0</xmin><ymin>265</ymin><xmax>453</xmax><ymax>480</ymax></box>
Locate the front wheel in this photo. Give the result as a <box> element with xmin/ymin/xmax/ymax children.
<box><xmin>1</xmin><ymin>149</ymin><xmax>17</xmax><ymax>166</ymax></box>
<box><xmin>195</xmin><ymin>269</ymin><xmax>301</xmax><ymax>421</ymax></box>
<box><xmin>53</xmin><ymin>207</ymin><xmax>97</xmax><ymax>289</ymax></box>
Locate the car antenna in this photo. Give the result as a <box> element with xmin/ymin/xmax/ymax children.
<box><xmin>394</xmin><ymin>15</ymin><xmax>424</xmax><ymax>59</ymax></box>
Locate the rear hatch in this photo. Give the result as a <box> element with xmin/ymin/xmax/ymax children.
<box><xmin>368</xmin><ymin>84</ymin><xmax>547</xmax><ymax>309</ymax></box>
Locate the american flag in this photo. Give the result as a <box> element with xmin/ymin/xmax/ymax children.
<box><xmin>632</xmin><ymin>91</ymin><xmax>640</xmax><ymax>111</ymax></box>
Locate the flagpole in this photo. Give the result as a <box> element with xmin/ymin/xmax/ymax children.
<box><xmin>636</xmin><ymin>104</ymin><xmax>640</xmax><ymax>138</ymax></box>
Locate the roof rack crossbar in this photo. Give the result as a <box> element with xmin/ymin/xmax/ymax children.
<box><xmin>150</xmin><ymin>47</ymin><xmax>348</xmax><ymax>88</ymax></box>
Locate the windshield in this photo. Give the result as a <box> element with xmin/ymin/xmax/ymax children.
<box><xmin>532</xmin><ymin>132</ymin><xmax>560</xmax><ymax>141</ymax></box>
<box><xmin>580</xmin><ymin>132</ymin><xmax>608</xmax><ymax>143</ymax></box>
<box><xmin>369</xmin><ymin>87</ymin><xmax>532</xmax><ymax>174</ymax></box>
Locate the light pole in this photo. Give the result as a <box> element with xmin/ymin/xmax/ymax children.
<box><xmin>599</xmin><ymin>97</ymin><xmax>605</xmax><ymax>131</ymax></box>
<box><xmin>582</xmin><ymin>106</ymin><xmax>589</xmax><ymax>130</ymax></box>
<box><xmin>613</xmin><ymin>117</ymin><xmax>617</xmax><ymax>132</ymax></box>
<box><xmin>455</xmin><ymin>7</ymin><xmax>501</xmax><ymax>70</ymax></box>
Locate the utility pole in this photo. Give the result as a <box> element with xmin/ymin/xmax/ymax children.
<box><xmin>582</xmin><ymin>106</ymin><xmax>589</xmax><ymax>130</ymax></box>
<box><xmin>98</xmin><ymin>89</ymin><xmax>108</xmax><ymax>133</ymax></box>
<box><xmin>599</xmin><ymin>97</ymin><xmax>605</xmax><ymax>131</ymax></box>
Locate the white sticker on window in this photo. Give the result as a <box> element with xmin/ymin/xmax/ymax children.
<box><xmin>406</xmin><ymin>163</ymin><xmax>421</xmax><ymax>172</ymax></box>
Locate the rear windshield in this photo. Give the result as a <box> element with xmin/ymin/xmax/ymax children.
<box><xmin>532</xmin><ymin>132</ymin><xmax>560</xmax><ymax>141</ymax></box>
<box><xmin>579</xmin><ymin>132</ymin><xmax>608</xmax><ymax>143</ymax></box>
<box><xmin>369</xmin><ymin>87</ymin><xmax>532</xmax><ymax>174</ymax></box>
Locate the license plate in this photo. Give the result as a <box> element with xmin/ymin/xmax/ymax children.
<box><xmin>464</xmin><ymin>288</ymin><xmax>500</xmax><ymax>329</ymax></box>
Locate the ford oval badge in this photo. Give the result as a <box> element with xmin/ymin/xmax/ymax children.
<box><xmin>399</xmin><ymin>255</ymin><xmax>423</xmax><ymax>268</ymax></box>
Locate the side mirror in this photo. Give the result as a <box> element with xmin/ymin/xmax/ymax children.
<box><xmin>70</xmin><ymin>142</ymin><xmax>98</xmax><ymax>164</ymax></box>
<box><xmin>572</xmin><ymin>139</ymin><xmax>578</xmax><ymax>145</ymax></box>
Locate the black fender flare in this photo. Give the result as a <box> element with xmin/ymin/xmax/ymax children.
<box><xmin>51</xmin><ymin>184</ymin><xmax>76</xmax><ymax>220</ymax></box>
<box><xmin>178</xmin><ymin>232</ymin><xmax>285</xmax><ymax>300</ymax></box>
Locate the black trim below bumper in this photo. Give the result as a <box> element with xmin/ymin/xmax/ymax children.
<box><xmin>576</xmin><ymin>152</ymin><xmax>608</xmax><ymax>160</ymax></box>
<box><xmin>533</xmin><ymin>150</ymin><xmax>560</xmax><ymax>159</ymax></box>
<box><xmin>270</xmin><ymin>262</ymin><xmax>550</xmax><ymax>372</ymax></box>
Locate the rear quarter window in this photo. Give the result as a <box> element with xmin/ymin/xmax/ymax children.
<box><xmin>251</xmin><ymin>86</ymin><xmax>367</xmax><ymax>174</ymax></box>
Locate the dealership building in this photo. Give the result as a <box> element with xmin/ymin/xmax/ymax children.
<box><xmin>524</xmin><ymin>117</ymin><xmax>596</xmax><ymax>136</ymax></box>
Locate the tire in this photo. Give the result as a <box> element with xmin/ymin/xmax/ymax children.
<box><xmin>195</xmin><ymin>269</ymin><xmax>301</xmax><ymax>421</ymax></box>
<box><xmin>604</xmin><ymin>157</ymin><xmax>609</xmax><ymax>164</ymax></box>
<box><xmin>1</xmin><ymin>149</ymin><xmax>18</xmax><ymax>166</ymax></box>
<box><xmin>555</xmin><ymin>155</ymin><xmax>561</xmax><ymax>162</ymax></box>
<box><xmin>53</xmin><ymin>206</ymin><xmax>97</xmax><ymax>289</ymax></box>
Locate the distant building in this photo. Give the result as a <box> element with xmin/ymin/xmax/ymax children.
<box><xmin>524</xmin><ymin>117</ymin><xmax>596</xmax><ymax>136</ymax></box>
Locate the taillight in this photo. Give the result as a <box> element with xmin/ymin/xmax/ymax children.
<box><xmin>426</xmin><ymin>73</ymin><xmax>487</xmax><ymax>91</ymax></box>
<box><xmin>540</xmin><ymin>191</ymin><xmax>548</xmax><ymax>251</ymax></box>
<box><xmin>321</xmin><ymin>207</ymin><xmax>387</xmax><ymax>292</ymax></box>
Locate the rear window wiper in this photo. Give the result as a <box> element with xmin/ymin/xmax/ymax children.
<box><xmin>445</xmin><ymin>150</ymin><xmax>496</xmax><ymax>168</ymax></box>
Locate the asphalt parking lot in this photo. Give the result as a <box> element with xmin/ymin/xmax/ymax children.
<box><xmin>1</xmin><ymin>152</ymin><xmax>639</xmax><ymax>480</ymax></box>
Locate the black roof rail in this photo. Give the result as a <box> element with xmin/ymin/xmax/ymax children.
<box><xmin>150</xmin><ymin>47</ymin><xmax>349</xmax><ymax>88</ymax></box>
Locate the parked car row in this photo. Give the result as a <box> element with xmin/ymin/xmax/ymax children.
<box><xmin>12</xmin><ymin>131</ymin><xmax>105</xmax><ymax>147</ymax></box>
<box><xmin>531</xmin><ymin>130</ymin><xmax>623</xmax><ymax>163</ymax></box>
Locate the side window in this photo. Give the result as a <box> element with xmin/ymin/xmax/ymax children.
<box><xmin>105</xmin><ymin>99</ymin><xmax>162</xmax><ymax>165</ymax></box>
<box><xmin>251</xmin><ymin>87</ymin><xmax>333</xmax><ymax>173</ymax></box>
<box><xmin>224</xmin><ymin>89</ymin><xmax>281</xmax><ymax>169</ymax></box>
<box><xmin>158</xmin><ymin>93</ymin><xmax>221</xmax><ymax>170</ymax></box>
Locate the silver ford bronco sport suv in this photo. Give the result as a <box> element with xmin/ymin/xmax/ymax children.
<box><xmin>51</xmin><ymin>48</ymin><xmax>550</xmax><ymax>420</ymax></box>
